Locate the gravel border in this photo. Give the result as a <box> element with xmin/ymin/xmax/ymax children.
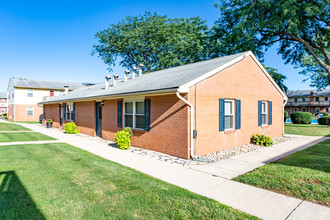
<box><xmin>200</xmin><ymin>136</ymin><xmax>293</xmax><ymax>162</ymax></box>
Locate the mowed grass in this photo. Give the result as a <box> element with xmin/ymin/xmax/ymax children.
<box><xmin>234</xmin><ymin>140</ymin><xmax>330</xmax><ymax>207</ymax></box>
<box><xmin>0</xmin><ymin>122</ymin><xmax>30</xmax><ymax>131</ymax></box>
<box><xmin>285</xmin><ymin>124</ymin><xmax>330</xmax><ymax>137</ymax></box>
<box><xmin>0</xmin><ymin>143</ymin><xmax>256</xmax><ymax>220</ymax></box>
<box><xmin>0</xmin><ymin>132</ymin><xmax>56</xmax><ymax>143</ymax></box>
<box><xmin>4</xmin><ymin>120</ymin><xmax>41</xmax><ymax>124</ymax></box>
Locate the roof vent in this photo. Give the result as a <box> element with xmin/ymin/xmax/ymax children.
<box><xmin>105</xmin><ymin>74</ymin><xmax>111</xmax><ymax>89</ymax></box>
<box><xmin>132</xmin><ymin>66</ymin><xmax>137</xmax><ymax>79</ymax></box>
<box><xmin>64</xmin><ymin>86</ymin><xmax>69</xmax><ymax>95</ymax></box>
<box><xmin>113</xmin><ymin>74</ymin><xmax>118</xmax><ymax>86</ymax></box>
<box><xmin>124</xmin><ymin>70</ymin><xmax>130</xmax><ymax>82</ymax></box>
<box><xmin>138</xmin><ymin>64</ymin><xmax>144</xmax><ymax>76</ymax></box>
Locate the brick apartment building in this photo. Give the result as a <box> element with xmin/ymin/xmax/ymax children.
<box><xmin>285</xmin><ymin>90</ymin><xmax>330</xmax><ymax>115</ymax></box>
<box><xmin>7</xmin><ymin>77</ymin><xmax>88</xmax><ymax>121</ymax></box>
<box><xmin>40</xmin><ymin>51</ymin><xmax>287</xmax><ymax>159</ymax></box>
<box><xmin>0</xmin><ymin>92</ymin><xmax>7</xmax><ymax>115</ymax></box>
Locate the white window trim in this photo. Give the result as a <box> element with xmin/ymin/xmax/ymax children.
<box><xmin>26</xmin><ymin>107</ymin><xmax>34</xmax><ymax>116</ymax></box>
<box><xmin>224</xmin><ymin>99</ymin><xmax>235</xmax><ymax>131</ymax></box>
<box><xmin>66</xmin><ymin>103</ymin><xmax>74</xmax><ymax>121</ymax></box>
<box><xmin>27</xmin><ymin>89</ymin><xmax>34</xmax><ymax>98</ymax></box>
<box><xmin>123</xmin><ymin>99</ymin><xmax>145</xmax><ymax>130</ymax></box>
<box><xmin>261</xmin><ymin>101</ymin><xmax>268</xmax><ymax>126</ymax></box>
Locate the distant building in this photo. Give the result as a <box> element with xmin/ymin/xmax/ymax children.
<box><xmin>7</xmin><ymin>77</ymin><xmax>88</xmax><ymax>121</ymax></box>
<box><xmin>285</xmin><ymin>89</ymin><xmax>330</xmax><ymax>115</ymax></box>
<box><xmin>0</xmin><ymin>92</ymin><xmax>7</xmax><ymax>115</ymax></box>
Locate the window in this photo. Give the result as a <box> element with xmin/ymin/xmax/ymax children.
<box><xmin>315</xmin><ymin>97</ymin><xmax>319</xmax><ymax>101</ymax></box>
<box><xmin>325</xmin><ymin>108</ymin><xmax>329</xmax><ymax>112</ymax></box>
<box><xmin>302</xmin><ymin>97</ymin><xmax>306</xmax><ymax>102</ymax></box>
<box><xmin>124</xmin><ymin>100</ymin><xmax>145</xmax><ymax>129</ymax></box>
<box><xmin>0</xmin><ymin>99</ymin><xmax>4</xmax><ymax>103</ymax></box>
<box><xmin>59</xmin><ymin>91</ymin><xmax>64</xmax><ymax>96</ymax></box>
<box><xmin>325</xmin><ymin>97</ymin><xmax>329</xmax><ymax>102</ymax></box>
<box><xmin>27</xmin><ymin>89</ymin><xmax>33</xmax><ymax>97</ymax></box>
<box><xmin>315</xmin><ymin>107</ymin><xmax>320</xmax><ymax>113</ymax></box>
<box><xmin>224</xmin><ymin>99</ymin><xmax>234</xmax><ymax>130</ymax></box>
<box><xmin>302</xmin><ymin>107</ymin><xmax>306</xmax><ymax>112</ymax></box>
<box><xmin>1</xmin><ymin>108</ymin><xmax>5</xmax><ymax>114</ymax></box>
<box><xmin>26</xmin><ymin>107</ymin><xmax>34</xmax><ymax>116</ymax></box>
<box><xmin>66</xmin><ymin>104</ymin><xmax>74</xmax><ymax>121</ymax></box>
<box><xmin>294</xmin><ymin>98</ymin><xmax>298</xmax><ymax>102</ymax></box>
<box><xmin>50</xmin><ymin>90</ymin><xmax>54</xmax><ymax>96</ymax></box>
<box><xmin>261</xmin><ymin>101</ymin><xmax>267</xmax><ymax>125</ymax></box>
<box><xmin>294</xmin><ymin>107</ymin><xmax>298</xmax><ymax>112</ymax></box>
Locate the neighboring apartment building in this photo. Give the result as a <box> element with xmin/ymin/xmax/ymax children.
<box><xmin>40</xmin><ymin>51</ymin><xmax>287</xmax><ymax>159</ymax></box>
<box><xmin>0</xmin><ymin>92</ymin><xmax>7</xmax><ymax>115</ymax></box>
<box><xmin>7</xmin><ymin>77</ymin><xmax>88</xmax><ymax>121</ymax></box>
<box><xmin>285</xmin><ymin>89</ymin><xmax>330</xmax><ymax>115</ymax></box>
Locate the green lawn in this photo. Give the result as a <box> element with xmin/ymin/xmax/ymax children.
<box><xmin>285</xmin><ymin>124</ymin><xmax>330</xmax><ymax>137</ymax></box>
<box><xmin>4</xmin><ymin>120</ymin><xmax>42</xmax><ymax>124</ymax></box>
<box><xmin>0</xmin><ymin>132</ymin><xmax>56</xmax><ymax>143</ymax></box>
<box><xmin>0</xmin><ymin>143</ymin><xmax>256</xmax><ymax>219</ymax></box>
<box><xmin>0</xmin><ymin>122</ymin><xmax>30</xmax><ymax>131</ymax></box>
<box><xmin>234</xmin><ymin>140</ymin><xmax>330</xmax><ymax>207</ymax></box>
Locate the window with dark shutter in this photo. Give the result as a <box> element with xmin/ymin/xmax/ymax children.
<box><xmin>117</xmin><ymin>100</ymin><xmax>122</xmax><ymax>127</ymax></box>
<box><xmin>219</xmin><ymin>99</ymin><xmax>225</xmax><ymax>131</ymax></box>
<box><xmin>268</xmin><ymin>101</ymin><xmax>272</xmax><ymax>125</ymax></box>
<box><xmin>236</xmin><ymin>99</ymin><xmax>241</xmax><ymax>129</ymax></box>
<box><xmin>144</xmin><ymin>99</ymin><xmax>150</xmax><ymax>131</ymax></box>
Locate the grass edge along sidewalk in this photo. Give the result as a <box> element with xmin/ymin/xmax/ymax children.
<box><xmin>284</xmin><ymin>124</ymin><xmax>330</xmax><ymax>137</ymax></box>
<box><xmin>0</xmin><ymin>142</ymin><xmax>257</xmax><ymax>219</ymax></box>
<box><xmin>0</xmin><ymin>122</ymin><xmax>31</xmax><ymax>131</ymax></box>
<box><xmin>0</xmin><ymin>132</ymin><xmax>56</xmax><ymax>143</ymax></box>
<box><xmin>234</xmin><ymin>139</ymin><xmax>330</xmax><ymax>207</ymax></box>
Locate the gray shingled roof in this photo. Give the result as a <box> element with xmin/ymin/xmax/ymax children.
<box><xmin>0</xmin><ymin>92</ymin><xmax>6</xmax><ymax>99</ymax></box>
<box><xmin>11</xmin><ymin>77</ymin><xmax>89</xmax><ymax>90</ymax></box>
<box><xmin>40</xmin><ymin>52</ymin><xmax>248</xmax><ymax>104</ymax></box>
<box><xmin>286</xmin><ymin>89</ymin><xmax>330</xmax><ymax>97</ymax></box>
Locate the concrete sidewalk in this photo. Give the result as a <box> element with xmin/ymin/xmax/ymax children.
<box><xmin>2</xmin><ymin>120</ymin><xmax>329</xmax><ymax>220</ymax></box>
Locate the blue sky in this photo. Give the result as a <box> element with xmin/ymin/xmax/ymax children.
<box><xmin>0</xmin><ymin>0</ymin><xmax>320</xmax><ymax>92</ymax></box>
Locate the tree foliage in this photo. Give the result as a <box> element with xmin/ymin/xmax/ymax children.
<box><xmin>265</xmin><ymin>67</ymin><xmax>288</xmax><ymax>92</ymax></box>
<box><xmin>212</xmin><ymin>0</ymin><xmax>330</xmax><ymax>88</ymax></box>
<box><xmin>92</xmin><ymin>12</ymin><xmax>209</xmax><ymax>72</ymax></box>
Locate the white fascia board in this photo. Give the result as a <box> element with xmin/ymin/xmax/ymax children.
<box><xmin>178</xmin><ymin>51</ymin><xmax>288</xmax><ymax>100</ymax></box>
<box><xmin>178</xmin><ymin>53</ymin><xmax>247</xmax><ymax>93</ymax></box>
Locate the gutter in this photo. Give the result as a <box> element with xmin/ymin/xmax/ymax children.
<box><xmin>283</xmin><ymin>98</ymin><xmax>288</xmax><ymax>135</ymax></box>
<box><xmin>176</xmin><ymin>91</ymin><xmax>197</xmax><ymax>159</ymax></box>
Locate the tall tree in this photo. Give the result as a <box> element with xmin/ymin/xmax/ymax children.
<box><xmin>265</xmin><ymin>67</ymin><xmax>288</xmax><ymax>92</ymax></box>
<box><xmin>92</xmin><ymin>12</ymin><xmax>209</xmax><ymax>72</ymax></box>
<box><xmin>211</xmin><ymin>0</ymin><xmax>330</xmax><ymax>89</ymax></box>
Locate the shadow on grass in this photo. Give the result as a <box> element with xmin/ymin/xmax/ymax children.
<box><xmin>0</xmin><ymin>171</ymin><xmax>45</xmax><ymax>219</ymax></box>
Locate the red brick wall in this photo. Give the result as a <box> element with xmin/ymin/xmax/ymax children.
<box><xmin>44</xmin><ymin>104</ymin><xmax>60</xmax><ymax>128</ymax></box>
<box><xmin>102</xmin><ymin>95</ymin><xmax>189</xmax><ymax>159</ymax></box>
<box><xmin>8</xmin><ymin>104</ymin><xmax>43</xmax><ymax>121</ymax></box>
<box><xmin>189</xmin><ymin>56</ymin><xmax>285</xmax><ymax>156</ymax></box>
<box><xmin>75</xmin><ymin>101</ymin><xmax>96</xmax><ymax>136</ymax></box>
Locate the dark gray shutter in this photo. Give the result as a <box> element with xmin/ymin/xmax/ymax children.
<box><xmin>117</xmin><ymin>101</ymin><xmax>122</xmax><ymax>127</ymax></box>
<box><xmin>71</xmin><ymin>103</ymin><xmax>76</xmax><ymax>121</ymax></box>
<box><xmin>269</xmin><ymin>101</ymin><xmax>272</xmax><ymax>125</ymax></box>
<box><xmin>144</xmin><ymin>99</ymin><xmax>151</xmax><ymax>131</ymax></box>
<box><xmin>219</xmin><ymin>99</ymin><xmax>225</xmax><ymax>131</ymax></box>
<box><xmin>236</xmin><ymin>99</ymin><xmax>241</xmax><ymax>129</ymax></box>
<box><xmin>258</xmin><ymin>101</ymin><xmax>262</xmax><ymax>126</ymax></box>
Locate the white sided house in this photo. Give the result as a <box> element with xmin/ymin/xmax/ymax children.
<box><xmin>7</xmin><ymin>77</ymin><xmax>88</xmax><ymax>121</ymax></box>
<box><xmin>0</xmin><ymin>92</ymin><xmax>7</xmax><ymax>115</ymax></box>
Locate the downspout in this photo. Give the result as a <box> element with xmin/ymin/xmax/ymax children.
<box><xmin>283</xmin><ymin>99</ymin><xmax>288</xmax><ymax>135</ymax></box>
<box><xmin>176</xmin><ymin>91</ymin><xmax>197</xmax><ymax>159</ymax></box>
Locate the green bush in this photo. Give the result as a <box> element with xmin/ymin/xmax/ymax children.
<box><xmin>64</xmin><ymin>122</ymin><xmax>80</xmax><ymax>134</ymax></box>
<box><xmin>290</xmin><ymin>112</ymin><xmax>313</xmax><ymax>124</ymax></box>
<box><xmin>46</xmin><ymin>119</ymin><xmax>53</xmax><ymax>123</ymax></box>
<box><xmin>123</xmin><ymin>127</ymin><xmax>133</xmax><ymax>137</ymax></box>
<box><xmin>115</xmin><ymin>130</ymin><xmax>131</xmax><ymax>150</ymax></box>
<box><xmin>315</xmin><ymin>112</ymin><xmax>329</xmax><ymax>117</ymax></box>
<box><xmin>284</xmin><ymin>111</ymin><xmax>289</xmax><ymax>118</ymax></box>
<box><xmin>2</xmin><ymin>113</ymin><xmax>7</xmax><ymax>116</ymax></box>
<box><xmin>251</xmin><ymin>134</ymin><xmax>274</xmax><ymax>147</ymax></box>
<box><xmin>318</xmin><ymin>116</ymin><xmax>330</xmax><ymax>125</ymax></box>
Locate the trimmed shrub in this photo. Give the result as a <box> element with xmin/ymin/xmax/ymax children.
<box><xmin>318</xmin><ymin>116</ymin><xmax>330</xmax><ymax>125</ymax></box>
<box><xmin>284</xmin><ymin>111</ymin><xmax>289</xmax><ymax>122</ymax></box>
<box><xmin>251</xmin><ymin>134</ymin><xmax>274</xmax><ymax>147</ymax></box>
<box><xmin>46</xmin><ymin>119</ymin><xmax>53</xmax><ymax>123</ymax></box>
<box><xmin>123</xmin><ymin>127</ymin><xmax>133</xmax><ymax>137</ymax></box>
<box><xmin>2</xmin><ymin>113</ymin><xmax>7</xmax><ymax>116</ymax></box>
<box><xmin>315</xmin><ymin>112</ymin><xmax>329</xmax><ymax>117</ymax></box>
<box><xmin>64</xmin><ymin>122</ymin><xmax>80</xmax><ymax>134</ymax></box>
<box><xmin>290</xmin><ymin>112</ymin><xmax>313</xmax><ymax>124</ymax></box>
<box><xmin>115</xmin><ymin>130</ymin><xmax>131</xmax><ymax>150</ymax></box>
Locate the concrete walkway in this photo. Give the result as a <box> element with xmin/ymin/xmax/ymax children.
<box><xmin>1</xmin><ymin>120</ymin><xmax>329</xmax><ymax>220</ymax></box>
